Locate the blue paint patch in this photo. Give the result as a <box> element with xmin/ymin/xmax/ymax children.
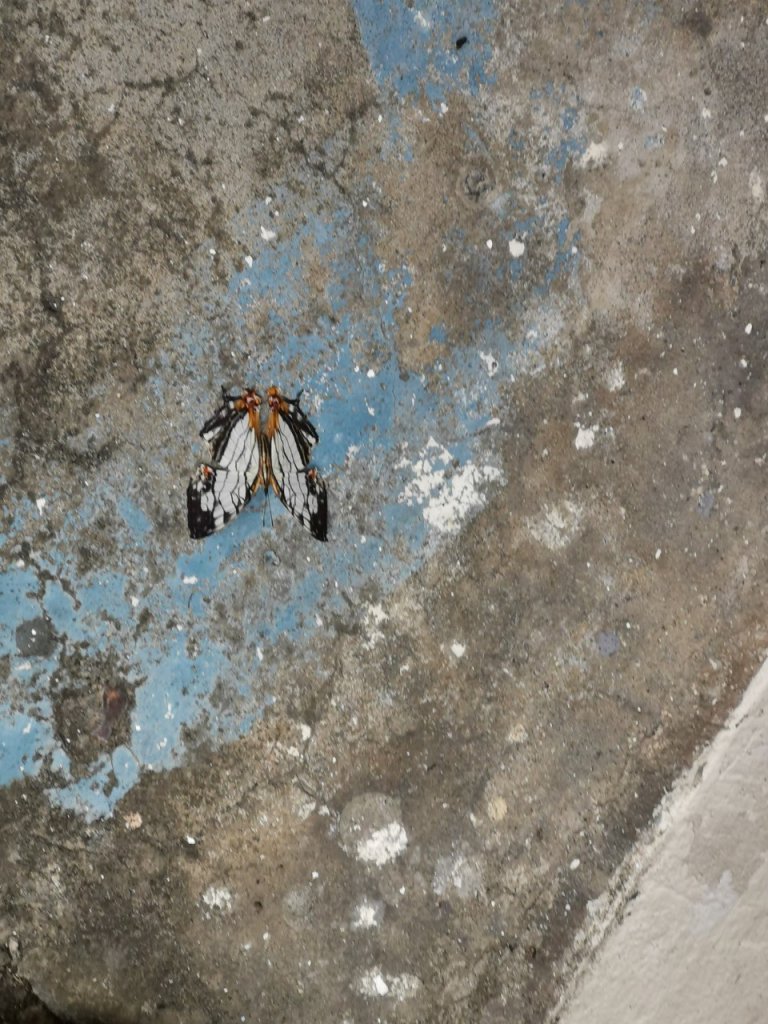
<box><xmin>352</xmin><ymin>0</ymin><xmax>497</xmax><ymax>104</ymax></box>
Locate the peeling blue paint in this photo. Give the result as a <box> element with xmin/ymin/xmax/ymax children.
<box><xmin>352</xmin><ymin>0</ymin><xmax>497</xmax><ymax>103</ymax></box>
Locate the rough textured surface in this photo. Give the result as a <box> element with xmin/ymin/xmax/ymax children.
<box><xmin>1</xmin><ymin>1</ymin><xmax>767</xmax><ymax>1022</ymax></box>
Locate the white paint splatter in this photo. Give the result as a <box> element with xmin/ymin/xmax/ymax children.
<box><xmin>358</xmin><ymin>969</ymin><xmax>390</xmax><ymax>997</ymax></box>
<box><xmin>479</xmin><ymin>351</ymin><xmax>499</xmax><ymax>377</ymax></box>
<box><xmin>363</xmin><ymin>603</ymin><xmax>389</xmax><ymax>648</ymax></box>
<box><xmin>398</xmin><ymin>438</ymin><xmax>502</xmax><ymax>534</ymax></box>
<box><xmin>358</xmin><ymin>968</ymin><xmax>423</xmax><ymax>1000</ymax></box>
<box><xmin>202</xmin><ymin>886</ymin><xmax>233</xmax><ymax>912</ymax></box>
<box><xmin>734</xmin><ymin>407</ymin><xmax>742</xmax><ymax>420</ymax></box>
<box><xmin>745</xmin><ymin>322</ymin><xmax>753</xmax><ymax>335</ymax></box>
<box><xmin>508</xmin><ymin>238</ymin><xmax>525</xmax><ymax>258</ymax></box>
<box><xmin>182</xmin><ymin>575</ymin><xmax>198</xmax><ymax>585</ymax></box>
<box><xmin>35</xmin><ymin>498</ymin><xmax>46</xmax><ymax>515</ymax></box>
<box><xmin>574</xmin><ymin>424</ymin><xmax>598</xmax><ymax>449</ymax></box>
<box><xmin>605</xmin><ymin>362</ymin><xmax>625</xmax><ymax>391</ymax></box>
<box><xmin>451</xmin><ymin>642</ymin><xmax>466</xmax><ymax>658</ymax></box>
<box><xmin>507</xmin><ymin>722</ymin><xmax>529</xmax><ymax>745</ymax></box>
<box><xmin>352</xmin><ymin>899</ymin><xmax>382</xmax><ymax>930</ymax></box>
<box><xmin>570</xmin><ymin>857</ymin><xmax>581</xmax><ymax>871</ymax></box>
<box><xmin>357</xmin><ymin>822</ymin><xmax>408</xmax><ymax>866</ymax></box>
<box><xmin>244</xmin><ymin>254</ymin><xmax>253</xmax><ymax>268</ymax></box>
<box><xmin>580</xmin><ymin>141</ymin><xmax>609</xmax><ymax>169</ymax></box>
<box><xmin>260</xmin><ymin>225</ymin><xmax>277</xmax><ymax>241</ymax></box>
<box><xmin>527</xmin><ymin>500</ymin><xmax>584</xmax><ymax>550</ymax></box>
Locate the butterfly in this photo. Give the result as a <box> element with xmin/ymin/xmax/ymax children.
<box><xmin>187</xmin><ymin>386</ymin><xmax>328</xmax><ymax>541</ymax></box>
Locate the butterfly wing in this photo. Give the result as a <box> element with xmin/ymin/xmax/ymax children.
<box><xmin>266</xmin><ymin>387</ymin><xmax>328</xmax><ymax>542</ymax></box>
<box><xmin>187</xmin><ymin>390</ymin><xmax>263</xmax><ymax>538</ymax></box>
<box><xmin>187</xmin><ymin>462</ymin><xmax>252</xmax><ymax>538</ymax></box>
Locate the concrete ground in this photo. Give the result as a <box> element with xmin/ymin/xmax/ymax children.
<box><xmin>1</xmin><ymin>1</ymin><xmax>767</xmax><ymax>1022</ymax></box>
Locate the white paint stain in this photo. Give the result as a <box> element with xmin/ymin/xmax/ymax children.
<box><xmin>580</xmin><ymin>141</ymin><xmax>609</xmax><ymax>169</ymax></box>
<box><xmin>358</xmin><ymin>969</ymin><xmax>390</xmax><ymax>997</ymax></box>
<box><xmin>509</xmin><ymin>238</ymin><xmax>526</xmax><ymax>258</ymax></box>
<box><xmin>398</xmin><ymin>438</ymin><xmax>502</xmax><ymax>535</ymax></box>
<box><xmin>745</xmin><ymin>322</ymin><xmax>753</xmax><ymax>335</ymax></box>
<box><xmin>244</xmin><ymin>254</ymin><xmax>253</xmax><ymax>267</ymax></box>
<box><xmin>36</xmin><ymin>497</ymin><xmax>46</xmax><ymax>515</ymax></box>
<box><xmin>202</xmin><ymin>885</ymin><xmax>233</xmax><ymax>912</ymax></box>
<box><xmin>358</xmin><ymin>968</ymin><xmax>423</xmax><ymax>1000</ymax></box>
<box><xmin>527</xmin><ymin>500</ymin><xmax>584</xmax><ymax>551</ymax></box>
<box><xmin>182</xmin><ymin>575</ymin><xmax>198</xmax><ymax>585</ymax></box>
<box><xmin>352</xmin><ymin>899</ymin><xmax>382</xmax><ymax>930</ymax></box>
<box><xmin>363</xmin><ymin>602</ymin><xmax>389</xmax><ymax>648</ymax></box>
<box><xmin>260</xmin><ymin>225</ymin><xmax>277</xmax><ymax>241</ymax></box>
<box><xmin>479</xmin><ymin>351</ymin><xmax>499</xmax><ymax>377</ymax></box>
<box><xmin>451</xmin><ymin>642</ymin><xmax>466</xmax><ymax>658</ymax></box>
<box><xmin>357</xmin><ymin>822</ymin><xmax>408</xmax><ymax>866</ymax></box>
<box><xmin>575</xmin><ymin>424</ymin><xmax>598</xmax><ymax>449</ymax></box>
<box><xmin>507</xmin><ymin>722</ymin><xmax>529</xmax><ymax>745</ymax></box>
<box><xmin>605</xmin><ymin>362</ymin><xmax>625</xmax><ymax>391</ymax></box>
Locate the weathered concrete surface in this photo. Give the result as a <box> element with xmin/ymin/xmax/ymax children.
<box><xmin>1</xmin><ymin>1</ymin><xmax>767</xmax><ymax>1022</ymax></box>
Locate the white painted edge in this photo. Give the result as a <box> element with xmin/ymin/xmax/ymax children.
<box><xmin>549</xmin><ymin>654</ymin><xmax>768</xmax><ymax>1022</ymax></box>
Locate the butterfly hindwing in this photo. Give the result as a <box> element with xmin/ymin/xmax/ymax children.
<box><xmin>187</xmin><ymin>463</ymin><xmax>252</xmax><ymax>538</ymax></box>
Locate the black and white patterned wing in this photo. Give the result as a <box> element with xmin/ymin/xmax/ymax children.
<box><xmin>267</xmin><ymin>389</ymin><xmax>328</xmax><ymax>541</ymax></box>
<box><xmin>187</xmin><ymin>390</ymin><xmax>262</xmax><ymax>538</ymax></box>
<box><xmin>266</xmin><ymin>387</ymin><xmax>319</xmax><ymax>464</ymax></box>
<box><xmin>199</xmin><ymin>390</ymin><xmax>255</xmax><ymax>463</ymax></box>
<box><xmin>187</xmin><ymin>463</ymin><xmax>252</xmax><ymax>538</ymax></box>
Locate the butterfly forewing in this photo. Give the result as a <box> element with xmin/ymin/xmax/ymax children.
<box><xmin>267</xmin><ymin>387</ymin><xmax>329</xmax><ymax>542</ymax></box>
<box><xmin>187</xmin><ymin>390</ymin><xmax>263</xmax><ymax>537</ymax></box>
